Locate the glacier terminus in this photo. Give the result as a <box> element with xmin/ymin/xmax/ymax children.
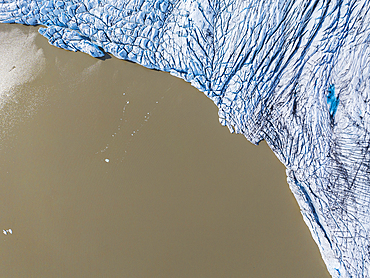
<box><xmin>1</xmin><ymin>0</ymin><xmax>370</xmax><ymax>277</ymax></box>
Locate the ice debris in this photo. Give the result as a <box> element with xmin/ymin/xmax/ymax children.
<box><xmin>1</xmin><ymin>0</ymin><xmax>370</xmax><ymax>277</ymax></box>
<box><xmin>3</xmin><ymin>228</ymin><xmax>12</xmax><ymax>235</ymax></box>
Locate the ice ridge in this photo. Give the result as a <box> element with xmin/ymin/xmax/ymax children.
<box><xmin>1</xmin><ymin>0</ymin><xmax>370</xmax><ymax>277</ymax></box>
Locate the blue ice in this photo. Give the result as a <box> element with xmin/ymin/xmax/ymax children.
<box><xmin>1</xmin><ymin>1</ymin><xmax>370</xmax><ymax>277</ymax></box>
<box><xmin>327</xmin><ymin>85</ymin><xmax>339</xmax><ymax>118</ymax></box>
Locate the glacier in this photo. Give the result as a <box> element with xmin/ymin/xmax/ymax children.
<box><xmin>1</xmin><ymin>0</ymin><xmax>370</xmax><ymax>276</ymax></box>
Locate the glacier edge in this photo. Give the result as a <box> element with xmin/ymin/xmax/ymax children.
<box><xmin>1</xmin><ymin>0</ymin><xmax>370</xmax><ymax>277</ymax></box>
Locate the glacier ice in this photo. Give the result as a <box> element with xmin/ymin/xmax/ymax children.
<box><xmin>1</xmin><ymin>0</ymin><xmax>370</xmax><ymax>276</ymax></box>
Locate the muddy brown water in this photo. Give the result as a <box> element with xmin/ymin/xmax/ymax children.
<box><xmin>0</xmin><ymin>24</ymin><xmax>330</xmax><ymax>277</ymax></box>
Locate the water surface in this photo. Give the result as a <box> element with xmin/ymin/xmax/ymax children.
<box><xmin>0</xmin><ymin>24</ymin><xmax>330</xmax><ymax>278</ymax></box>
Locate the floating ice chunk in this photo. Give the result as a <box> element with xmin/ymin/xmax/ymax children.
<box><xmin>3</xmin><ymin>228</ymin><xmax>12</xmax><ymax>235</ymax></box>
